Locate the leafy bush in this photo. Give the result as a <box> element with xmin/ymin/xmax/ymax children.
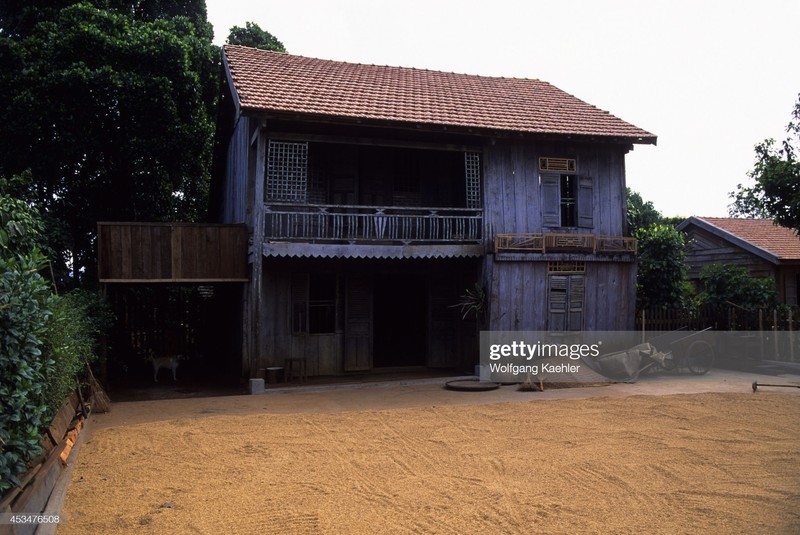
<box><xmin>635</xmin><ymin>224</ymin><xmax>692</xmax><ymax>309</ymax></box>
<box><xmin>0</xmin><ymin>187</ymin><xmax>114</xmax><ymax>493</ymax></box>
<box><xmin>697</xmin><ymin>264</ymin><xmax>777</xmax><ymax>310</ymax></box>
<box><xmin>0</xmin><ymin>253</ymin><xmax>54</xmax><ymax>493</ymax></box>
<box><xmin>43</xmin><ymin>289</ymin><xmax>113</xmax><ymax>420</ymax></box>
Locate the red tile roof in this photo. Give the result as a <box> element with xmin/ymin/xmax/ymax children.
<box><xmin>698</xmin><ymin>217</ymin><xmax>800</xmax><ymax>260</ymax></box>
<box><xmin>223</xmin><ymin>46</ymin><xmax>656</xmax><ymax>143</ymax></box>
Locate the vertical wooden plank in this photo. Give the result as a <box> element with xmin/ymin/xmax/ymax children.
<box><xmin>119</xmin><ymin>225</ymin><xmax>132</xmax><ymax>280</ymax></box>
<box><xmin>97</xmin><ymin>224</ymin><xmax>109</xmax><ymax>280</ymax></box>
<box><xmin>344</xmin><ymin>274</ymin><xmax>372</xmax><ymax>371</ymax></box>
<box><xmin>524</xmin><ymin>144</ymin><xmax>540</xmax><ymax>232</ymax></box>
<box><xmin>170</xmin><ymin>225</ymin><xmax>181</xmax><ymax>280</ymax></box>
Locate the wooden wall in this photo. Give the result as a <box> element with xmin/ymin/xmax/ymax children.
<box><xmin>221</xmin><ymin>115</ymin><xmax>253</xmax><ymax>225</ymax></box>
<box><xmin>683</xmin><ymin>226</ymin><xmax>775</xmax><ymax>279</ymax></box>
<box><xmin>482</xmin><ymin>138</ymin><xmax>635</xmax><ymax>331</ymax></box>
<box><xmin>260</xmin><ymin>269</ymin><xmax>344</xmax><ymax>376</ymax></box>
<box><xmin>482</xmin><ymin>140</ymin><xmax>628</xmax><ymax>239</ymax></box>
<box><xmin>97</xmin><ymin>223</ymin><xmax>248</xmax><ymax>282</ymax></box>
<box><xmin>485</xmin><ymin>260</ymin><xmax>635</xmax><ymax>331</ymax></box>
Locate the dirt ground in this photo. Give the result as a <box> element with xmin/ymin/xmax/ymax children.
<box><xmin>58</xmin><ymin>377</ymin><xmax>800</xmax><ymax>534</ymax></box>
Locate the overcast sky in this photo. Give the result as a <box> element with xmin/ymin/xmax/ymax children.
<box><xmin>205</xmin><ymin>0</ymin><xmax>800</xmax><ymax>218</ymax></box>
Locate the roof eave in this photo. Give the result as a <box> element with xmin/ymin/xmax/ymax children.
<box><xmin>238</xmin><ymin>106</ymin><xmax>657</xmax><ymax>145</ymax></box>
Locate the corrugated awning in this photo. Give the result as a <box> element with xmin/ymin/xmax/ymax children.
<box><xmin>262</xmin><ymin>242</ymin><xmax>485</xmax><ymax>260</ymax></box>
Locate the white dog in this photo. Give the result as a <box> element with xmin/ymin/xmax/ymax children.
<box><xmin>148</xmin><ymin>355</ymin><xmax>182</xmax><ymax>382</ymax></box>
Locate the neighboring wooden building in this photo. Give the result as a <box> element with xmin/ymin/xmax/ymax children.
<box><xmin>678</xmin><ymin>217</ymin><xmax>800</xmax><ymax>305</ymax></box>
<box><xmin>213</xmin><ymin>46</ymin><xmax>656</xmax><ymax>377</ymax></box>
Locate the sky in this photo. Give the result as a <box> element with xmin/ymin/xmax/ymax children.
<box><xmin>205</xmin><ymin>0</ymin><xmax>800</xmax><ymax>218</ymax></box>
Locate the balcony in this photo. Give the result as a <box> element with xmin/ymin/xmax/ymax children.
<box><xmin>264</xmin><ymin>203</ymin><xmax>482</xmax><ymax>247</ymax></box>
<box><xmin>494</xmin><ymin>233</ymin><xmax>637</xmax><ymax>254</ymax></box>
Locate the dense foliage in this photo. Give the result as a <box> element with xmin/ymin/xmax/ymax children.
<box><xmin>626</xmin><ymin>188</ymin><xmax>662</xmax><ymax>236</ymax></box>
<box><xmin>634</xmin><ymin>223</ymin><xmax>692</xmax><ymax>309</ymax></box>
<box><xmin>227</xmin><ymin>21</ymin><xmax>286</xmax><ymax>51</ymax></box>
<box><xmin>730</xmin><ymin>93</ymin><xmax>800</xmax><ymax>234</ymax></box>
<box><xmin>696</xmin><ymin>264</ymin><xmax>777</xmax><ymax>310</ymax></box>
<box><xmin>0</xmin><ymin>191</ymin><xmax>53</xmax><ymax>492</ymax></box>
<box><xmin>0</xmin><ymin>0</ymin><xmax>219</xmax><ymax>287</ymax></box>
<box><xmin>0</xmin><ymin>187</ymin><xmax>112</xmax><ymax>493</ymax></box>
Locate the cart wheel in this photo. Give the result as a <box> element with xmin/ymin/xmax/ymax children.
<box><xmin>685</xmin><ymin>340</ymin><xmax>714</xmax><ymax>375</ymax></box>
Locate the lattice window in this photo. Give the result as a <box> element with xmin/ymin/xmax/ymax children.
<box><xmin>266</xmin><ymin>140</ymin><xmax>308</xmax><ymax>202</ymax></box>
<box><xmin>548</xmin><ymin>261</ymin><xmax>586</xmax><ymax>273</ymax></box>
<box><xmin>465</xmin><ymin>152</ymin><xmax>482</xmax><ymax>209</ymax></box>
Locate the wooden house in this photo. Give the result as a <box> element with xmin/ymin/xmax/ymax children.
<box><xmin>677</xmin><ymin>217</ymin><xmax>800</xmax><ymax>305</ymax></box>
<box><xmin>212</xmin><ymin>46</ymin><xmax>656</xmax><ymax>377</ymax></box>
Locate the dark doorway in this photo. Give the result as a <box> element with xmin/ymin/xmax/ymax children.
<box><xmin>373</xmin><ymin>273</ymin><xmax>427</xmax><ymax>368</ymax></box>
<box><xmin>104</xmin><ymin>284</ymin><xmax>242</xmax><ymax>391</ymax></box>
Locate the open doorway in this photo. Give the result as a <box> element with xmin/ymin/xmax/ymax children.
<box><xmin>372</xmin><ymin>273</ymin><xmax>427</xmax><ymax>368</ymax></box>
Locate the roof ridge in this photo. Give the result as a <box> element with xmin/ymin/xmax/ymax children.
<box><xmin>222</xmin><ymin>45</ymin><xmax>552</xmax><ymax>82</ymax></box>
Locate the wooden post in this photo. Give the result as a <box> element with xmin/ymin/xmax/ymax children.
<box><xmin>789</xmin><ymin>308</ymin><xmax>795</xmax><ymax>363</ymax></box>
<box><xmin>250</xmin><ymin>127</ymin><xmax>267</xmax><ymax>378</ymax></box>
<box><xmin>773</xmin><ymin>309</ymin><xmax>779</xmax><ymax>360</ymax></box>
<box><xmin>759</xmin><ymin>308</ymin><xmax>764</xmax><ymax>360</ymax></box>
<box><xmin>641</xmin><ymin>309</ymin><xmax>646</xmax><ymax>344</ymax></box>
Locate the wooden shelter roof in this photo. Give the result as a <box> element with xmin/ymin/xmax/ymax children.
<box><xmin>223</xmin><ymin>46</ymin><xmax>657</xmax><ymax>144</ymax></box>
<box><xmin>678</xmin><ymin>217</ymin><xmax>800</xmax><ymax>263</ymax></box>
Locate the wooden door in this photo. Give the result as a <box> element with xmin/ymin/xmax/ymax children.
<box><xmin>428</xmin><ymin>276</ymin><xmax>459</xmax><ymax>368</ymax></box>
<box><xmin>344</xmin><ymin>275</ymin><xmax>372</xmax><ymax>371</ymax></box>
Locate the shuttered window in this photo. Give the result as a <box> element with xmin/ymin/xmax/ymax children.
<box><xmin>540</xmin><ymin>172</ymin><xmax>593</xmax><ymax>229</ymax></box>
<box><xmin>548</xmin><ymin>273</ymin><xmax>585</xmax><ymax>331</ymax></box>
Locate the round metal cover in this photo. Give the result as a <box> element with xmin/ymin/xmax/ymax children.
<box><xmin>445</xmin><ymin>379</ymin><xmax>501</xmax><ymax>392</ymax></box>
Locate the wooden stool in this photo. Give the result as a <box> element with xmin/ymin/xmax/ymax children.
<box><xmin>283</xmin><ymin>357</ymin><xmax>307</xmax><ymax>383</ymax></box>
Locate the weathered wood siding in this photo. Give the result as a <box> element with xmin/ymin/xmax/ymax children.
<box><xmin>220</xmin><ymin>116</ymin><xmax>254</xmax><ymax>225</ymax></box>
<box><xmin>482</xmin><ymin>140</ymin><xmax>628</xmax><ymax>239</ymax></box>
<box><xmin>683</xmin><ymin>226</ymin><xmax>774</xmax><ymax>279</ymax></box>
<box><xmin>482</xmin><ymin>139</ymin><xmax>635</xmax><ymax>331</ymax></box>
<box><xmin>260</xmin><ymin>269</ymin><xmax>343</xmax><ymax>376</ymax></box>
<box><xmin>97</xmin><ymin>223</ymin><xmax>248</xmax><ymax>282</ymax></box>
<box><xmin>485</xmin><ymin>261</ymin><xmax>635</xmax><ymax>331</ymax></box>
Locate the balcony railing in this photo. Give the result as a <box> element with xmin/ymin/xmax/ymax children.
<box><xmin>494</xmin><ymin>233</ymin><xmax>637</xmax><ymax>254</ymax></box>
<box><xmin>265</xmin><ymin>203</ymin><xmax>482</xmax><ymax>244</ymax></box>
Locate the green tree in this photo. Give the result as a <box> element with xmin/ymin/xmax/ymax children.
<box><xmin>227</xmin><ymin>21</ymin><xmax>286</xmax><ymax>51</ymax></box>
<box><xmin>729</xmin><ymin>93</ymin><xmax>800</xmax><ymax>234</ymax></box>
<box><xmin>626</xmin><ymin>188</ymin><xmax>661</xmax><ymax>235</ymax></box>
<box><xmin>696</xmin><ymin>264</ymin><xmax>777</xmax><ymax>310</ymax></box>
<box><xmin>635</xmin><ymin>224</ymin><xmax>691</xmax><ymax>309</ymax></box>
<box><xmin>0</xmin><ymin>1</ymin><xmax>218</xmax><ymax>287</ymax></box>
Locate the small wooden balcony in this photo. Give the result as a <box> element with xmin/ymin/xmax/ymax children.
<box><xmin>494</xmin><ymin>233</ymin><xmax>637</xmax><ymax>254</ymax></box>
<box><xmin>265</xmin><ymin>203</ymin><xmax>482</xmax><ymax>245</ymax></box>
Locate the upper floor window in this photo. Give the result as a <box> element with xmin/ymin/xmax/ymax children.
<box><xmin>265</xmin><ymin>139</ymin><xmax>481</xmax><ymax>209</ymax></box>
<box><xmin>540</xmin><ymin>158</ymin><xmax>593</xmax><ymax>229</ymax></box>
<box><xmin>266</xmin><ymin>140</ymin><xmax>308</xmax><ymax>202</ymax></box>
